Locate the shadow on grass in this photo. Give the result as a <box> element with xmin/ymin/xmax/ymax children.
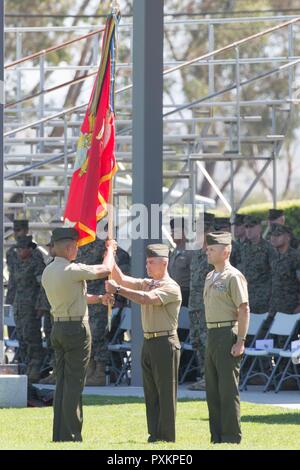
<box><xmin>83</xmin><ymin>396</ymin><xmax>206</xmax><ymax>406</ymax></box>
<box><xmin>242</xmin><ymin>413</ymin><xmax>300</xmax><ymax>425</ymax></box>
<box><xmin>83</xmin><ymin>396</ymin><xmax>144</xmax><ymax>406</ymax></box>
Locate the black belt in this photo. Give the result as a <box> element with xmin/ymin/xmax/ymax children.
<box><xmin>53</xmin><ymin>316</ymin><xmax>87</xmax><ymax>322</ymax></box>
<box><xmin>144</xmin><ymin>330</ymin><xmax>177</xmax><ymax>340</ymax></box>
<box><xmin>206</xmin><ymin>321</ymin><xmax>237</xmax><ymax>330</ymax></box>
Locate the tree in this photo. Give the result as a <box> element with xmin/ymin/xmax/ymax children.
<box><xmin>163</xmin><ymin>0</ymin><xmax>300</xmax><ymax>204</ymax></box>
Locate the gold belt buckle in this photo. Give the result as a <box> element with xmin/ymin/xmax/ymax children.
<box><xmin>153</xmin><ymin>332</ymin><xmax>158</xmax><ymax>338</ymax></box>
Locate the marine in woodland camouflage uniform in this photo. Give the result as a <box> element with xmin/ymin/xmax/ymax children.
<box><xmin>269</xmin><ymin>224</ymin><xmax>300</xmax><ymax>315</ymax></box>
<box><xmin>232</xmin><ymin>214</ymin><xmax>248</xmax><ymax>271</ymax></box>
<box><xmin>35</xmin><ymin>277</ymin><xmax>52</xmax><ymax>341</ymax></box>
<box><xmin>6</xmin><ymin>219</ymin><xmax>45</xmax><ymax>305</ymax></box>
<box><xmin>240</xmin><ymin>215</ymin><xmax>275</xmax><ymax>313</ymax></box>
<box><xmin>188</xmin><ymin>249</ymin><xmax>211</xmax><ymax>386</ymax></box>
<box><xmin>12</xmin><ymin>235</ymin><xmax>46</xmax><ymax>382</ymax></box>
<box><xmin>265</xmin><ymin>209</ymin><xmax>300</xmax><ymax>250</ymax></box>
<box><xmin>214</xmin><ymin>217</ymin><xmax>240</xmax><ymax>268</ymax></box>
<box><xmin>168</xmin><ymin>217</ymin><xmax>193</xmax><ymax>307</ymax></box>
<box><xmin>187</xmin><ymin>213</ymin><xmax>214</xmax><ymax>390</ymax></box>
<box><xmin>76</xmin><ymin>237</ymin><xmax>130</xmax><ymax>385</ymax></box>
<box><xmin>35</xmin><ymin>282</ymin><xmax>55</xmax><ymax>378</ymax></box>
<box><xmin>36</xmin><ymin>238</ymin><xmax>56</xmax><ymax>384</ymax></box>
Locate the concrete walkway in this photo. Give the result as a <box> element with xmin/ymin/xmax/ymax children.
<box><xmin>35</xmin><ymin>383</ymin><xmax>300</xmax><ymax>410</ymax></box>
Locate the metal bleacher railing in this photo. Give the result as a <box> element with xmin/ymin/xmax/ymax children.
<box><xmin>3</xmin><ymin>15</ymin><xmax>300</xmax><ymax>248</ymax></box>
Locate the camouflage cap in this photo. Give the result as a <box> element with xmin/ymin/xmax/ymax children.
<box><xmin>206</xmin><ymin>231</ymin><xmax>232</xmax><ymax>246</ymax></box>
<box><xmin>196</xmin><ymin>213</ymin><xmax>215</xmax><ymax>233</ymax></box>
<box><xmin>270</xmin><ymin>223</ymin><xmax>292</xmax><ymax>237</ymax></box>
<box><xmin>268</xmin><ymin>209</ymin><xmax>284</xmax><ymax>221</ymax></box>
<box><xmin>146</xmin><ymin>243</ymin><xmax>169</xmax><ymax>258</ymax></box>
<box><xmin>13</xmin><ymin>219</ymin><xmax>29</xmax><ymax>230</ymax></box>
<box><xmin>232</xmin><ymin>213</ymin><xmax>246</xmax><ymax>225</ymax></box>
<box><xmin>214</xmin><ymin>217</ymin><xmax>231</xmax><ymax>230</ymax></box>
<box><xmin>16</xmin><ymin>235</ymin><xmax>37</xmax><ymax>249</ymax></box>
<box><xmin>52</xmin><ymin>227</ymin><xmax>79</xmax><ymax>243</ymax></box>
<box><xmin>204</xmin><ymin>212</ymin><xmax>215</xmax><ymax>224</ymax></box>
<box><xmin>244</xmin><ymin>215</ymin><xmax>262</xmax><ymax>227</ymax></box>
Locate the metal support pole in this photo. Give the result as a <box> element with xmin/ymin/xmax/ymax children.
<box><xmin>16</xmin><ymin>31</ymin><xmax>22</xmax><ymax>121</ymax></box>
<box><xmin>208</xmin><ymin>24</ymin><xmax>215</xmax><ymax>94</ymax></box>
<box><xmin>272</xmin><ymin>149</ymin><xmax>277</xmax><ymax>208</ymax></box>
<box><xmin>58</xmin><ymin>193</ymin><xmax>63</xmax><ymax>219</ymax></box>
<box><xmin>131</xmin><ymin>0</ymin><xmax>164</xmax><ymax>386</ymax></box>
<box><xmin>235</xmin><ymin>46</ymin><xmax>241</xmax><ymax>154</ymax></box>
<box><xmin>0</xmin><ymin>0</ymin><xmax>4</xmax><ymax>363</ymax></box>
<box><xmin>63</xmin><ymin>116</ymin><xmax>68</xmax><ymax>205</ymax></box>
<box><xmin>288</xmin><ymin>24</ymin><xmax>294</xmax><ymax>100</ymax></box>
<box><xmin>230</xmin><ymin>159</ymin><xmax>235</xmax><ymax>217</ymax></box>
<box><xmin>39</xmin><ymin>53</ymin><xmax>45</xmax><ymax>152</ymax></box>
<box><xmin>130</xmin><ymin>17</ymin><xmax>134</xmax><ymax>69</ymax></box>
<box><xmin>271</xmin><ymin>106</ymin><xmax>277</xmax><ymax>208</ymax></box>
<box><xmin>228</xmin><ymin>124</ymin><xmax>234</xmax><ymax>218</ymax></box>
<box><xmin>236</xmin><ymin>160</ymin><xmax>272</xmax><ymax>212</ymax></box>
<box><xmin>188</xmin><ymin>142</ymin><xmax>197</xmax><ymax>232</ymax></box>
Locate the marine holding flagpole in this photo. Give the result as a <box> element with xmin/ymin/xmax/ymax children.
<box><xmin>42</xmin><ymin>230</ymin><xmax>116</xmax><ymax>442</ymax></box>
<box><xmin>42</xmin><ymin>9</ymin><xmax>120</xmax><ymax>442</ymax></box>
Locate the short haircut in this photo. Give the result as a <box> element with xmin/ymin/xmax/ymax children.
<box><xmin>54</xmin><ymin>238</ymin><xmax>77</xmax><ymax>250</ymax></box>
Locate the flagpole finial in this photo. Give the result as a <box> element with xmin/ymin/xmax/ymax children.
<box><xmin>111</xmin><ymin>0</ymin><xmax>120</xmax><ymax>14</ymax></box>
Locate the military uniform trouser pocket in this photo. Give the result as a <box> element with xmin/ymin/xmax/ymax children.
<box><xmin>62</xmin><ymin>322</ymin><xmax>86</xmax><ymax>336</ymax></box>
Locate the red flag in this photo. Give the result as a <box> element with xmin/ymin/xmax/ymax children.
<box><xmin>64</xmin><ymin>14</ymin><xmax>119</xmax><ymax>246</ymax></box>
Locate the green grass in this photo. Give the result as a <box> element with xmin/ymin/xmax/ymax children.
<box><xmin>0</xmin><ymin>396</ymin><xmax>299</xmax><ymax>450</ymax></box>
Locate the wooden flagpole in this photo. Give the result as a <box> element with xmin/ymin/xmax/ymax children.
<box><xmin>107</xmin><ymin>176</ymin><xmax>114</xmax><ymax>331</ymax></box>
<box><xmin>107</xmin><ymin>1</ymin><xmax>120</xmax><ymax>331</ymax></box>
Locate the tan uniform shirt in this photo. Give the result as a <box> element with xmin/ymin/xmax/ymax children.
<box><xmin>168</xmin><ymin>248</ymin><xmax>193</xmax><ymax>289</ymax></box>
<box><xmin>138</xmin><ymin>277</ymin><xmax>182</xmax><ymax>333</ymax></box>
<box><xmin>204</xmin><ymin>263</ymin><xmax>249</xmax><ymax>323</ymax></box>
<box><xmin>41</xmin><ymin>256</ymin><xmax>100</xmax><ymax>319</ymax></box>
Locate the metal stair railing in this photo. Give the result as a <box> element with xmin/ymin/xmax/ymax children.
<box><xmin>3</xmin><ymin>15</ymin><xmax>300</xmax><ymax>232</ymax></box>
<box><xmin>4</xmin><ymin>16</ymin><xmax>300</xmax><ymax>138</ymax></box>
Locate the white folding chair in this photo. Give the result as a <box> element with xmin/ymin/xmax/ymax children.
<box><xmin>108</xmin><ymin>307</ymin><xmax>132</xmax><ymax>385</ymax></box>
<box><xmin>3</xmin><ymin>304</ymin><xmax>20</xmax><ymax>359</ymax></box>
<box><xmin>240</xmin><ymin>312</ymin><xmax>300</xmax><ymax>392</ymax></box>
<box><xmin>240</xmin><ymin>312</ymin><xmax>268</xmax><ymax>381</ymax></box>
<box><xmin>275</xmin><ymin>326</ymin><xmax>300</xmax><ymax>393</ymax></box>
<box><xmin>178</xmin><ymin>306</ymin><xmax>190</xmax><ymax>331</ymax></box>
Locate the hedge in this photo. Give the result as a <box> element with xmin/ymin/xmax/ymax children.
<box><xmin>214</xmin><ymin>200</ymin><xmax>300</xmax><ymax>238</ymax></box>
<box><xmin>239</xmin><ymin>200</ymin><xmax>300</xmax><ymax>238</ymax></box>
